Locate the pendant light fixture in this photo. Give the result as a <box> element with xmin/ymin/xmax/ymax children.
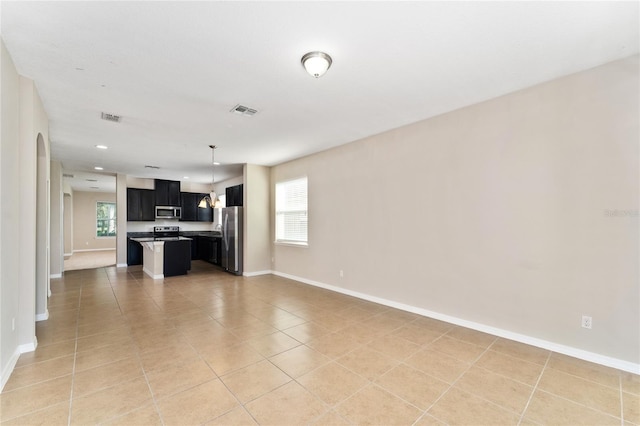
<box><xmin>198</xmin><ymin>145</ymin><xmax>220</xmax><ymax>209</ymax></box>
<box><xmin>301</xmin><ymin>51</ymin><xmax>332</xmax><ymax>78</ymax></box>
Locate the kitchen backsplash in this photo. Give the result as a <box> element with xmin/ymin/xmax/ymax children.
<box><xmin>127</xmin><ymin>220</ymin><xmax>215</xmax><ymax>233</ymax></box>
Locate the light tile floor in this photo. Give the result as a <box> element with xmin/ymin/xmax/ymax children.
<box><xmin>1</xmin><ymin>261</ymin><xmax>638</xmax><ymax>425</ymax></box>
<box><xmin>64</xmin><ymin>250</ymin><xmax>116</xmax><ymax>272</ymax></box>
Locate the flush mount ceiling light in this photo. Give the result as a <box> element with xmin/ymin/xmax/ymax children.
<box><xmin>301</xmin><ymin>51</ymin><xmax>332</xmax><ymax>78</ymax></box>
<box><xmin>198</xmin><ymin>145</ymin><xmax>222</xmax><ymax>209</ymax></box>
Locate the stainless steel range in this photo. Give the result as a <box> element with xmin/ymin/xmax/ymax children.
<box><xmin>153</xmin><ymin>225</ymin><xmax>180</xmax><ymax>241</ymax></box>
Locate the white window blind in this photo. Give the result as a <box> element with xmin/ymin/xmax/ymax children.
<box><xmin>96</xmin><ymin>201</ymin><xmax>116</xmax><ymax>237</ymax></box>
<box><xmin>275</xmin><ymin>177</ymin><xmax>308</xmax><ymax>244</ymax></box>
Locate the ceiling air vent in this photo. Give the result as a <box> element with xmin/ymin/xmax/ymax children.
<box><xmin>62</xmin><ymin>173</ymin><xmax>74</xmax><ymax>178</ymax></box>
<box><xmin>101</xmin><ymin>112</ymin><xmax>121</xmax><ymax>123</ymax></box>
<box><xmin>230</xmin><ymin>104</ymin><xmax>258</xmax><ymax>116</ymax></box>
<box><xmin>86</xmin><ymin>179</ymin><xmax>98</xmax><ymax>182</ymax></box>
<box><xmin>145</xmin><ymin>165</ymin><xmax>160</xmax><ymax>170</ymax></box>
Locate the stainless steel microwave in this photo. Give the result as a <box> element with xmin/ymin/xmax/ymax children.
<box><xmin>155</xmin><ymin>206</ymin><xmax>181</xmax><ymax>220</ymax></box>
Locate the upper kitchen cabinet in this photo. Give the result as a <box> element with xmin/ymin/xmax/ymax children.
<box><xmin>127</xmin><ymin>188</ymin><xmax>155</xmax><ymax>221</ymax></box>
<box><xmin>226</xmin><ymin>184</ymin><xmax>243</xmax><ymax>207</ymax></box>
<box><xmin>181</xmin><ymin>192</ymin><xmax>213</xmax><ymax>222</ymax></box>
<box><xmin>155</xmin><ymin>179</ymin><xmax>181</xmax><ymax>206</ymax></box>
<box><xmin>180</xmin><ymin>192</ymin><xmax>197</xmax><ymax>221</ymax></box>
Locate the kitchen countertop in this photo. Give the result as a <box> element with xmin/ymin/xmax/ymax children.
<box><xmin>180</xmin><ymin>231</ymin><xmax>222</xmax><ymax>238</ymax></box>
<box><xmin>128</xmin><ymin>231</ymin><xmax>221</xmax><ymax>239</ymax></box>
<box><xmin>130</xmin><ymin>236</ymin><xmax>192</xmax><ymax>243</ymax></box>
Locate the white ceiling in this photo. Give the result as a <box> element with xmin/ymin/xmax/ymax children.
<box><xmin>62</xmin><ymin>171</ymin><xmax>116</xmax><ymax>193</ymax></box>
<box><xmin>1</xmin><ymin>1</ymin><xmax>638</xmax><ymax>193</ymax></box>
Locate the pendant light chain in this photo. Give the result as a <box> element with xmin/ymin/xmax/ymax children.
<box><xmin>199</xmin><ymin>145</ymin><xmax>218</xmax><ymax>209</ymax></box>
<box><xmin>210</xmin><ymin>144</ymin><xmax>215</xmax><ymax>192</ymax></box>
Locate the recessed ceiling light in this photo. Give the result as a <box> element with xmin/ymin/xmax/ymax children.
<box><xmin>95</xmin><ymin>145</ymin><xmax>108</xmax><ymax>149</ymax></box>
<box><xmin>213</xmin><ymin>162</ymin><xmax>220</xmax><ymax>166</ymax></box>
<box><xmin>94</xmin><ymin>166</ymin><xmax>103</xmax><ymax>171</ymax></box>
<box><xmin>183</xmin><ymin>176</ymin><xmax>190</xmax><ymax>179</ymax></box>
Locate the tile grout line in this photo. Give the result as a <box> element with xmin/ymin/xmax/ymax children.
<box><xmin>159</xmin><ymin>274</ymin><xmax>267</xmax><ymax>425</ymax></box>
<box><xmin>66</xmin><ymin>283</ymin><xmax>83</xmax><ymax>426</ymax></box>
<box><xmin>411</xmin><ymin>337</ymin><xmax>497</xmax><ymax>425</ymax></box>
<box><xmin>530</xmin><ymin>365</ymin><xmax>627</xmax><ymax>421</ymax></box>
<box><xmin>619</xmin><ymin>373</ymin><xmax>624</xmax><ymax>426</ymax></box>
<box><xmin>517</xmin><ymin>350</ymin><xmax>550</xmax><ymax>425</ymax></box>
<box><xmin>107</xmin><ymin>269</ymin><xmax>168</xmax><ymax>426</ymax></box>
<box><xmin>127</xmin><ymin>270</ymin><xmax>168</xmax><ymax>426</ymax></box>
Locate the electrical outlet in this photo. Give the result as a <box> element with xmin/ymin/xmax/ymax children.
<box><xmin>582</xmin><ymin>315</ymin><xmax>592</xmax><ymax>329</ymax></box>
<box><xmin>339</xmin><ymin>270</ymin><xmax>344</xmax><ymax>278</ymax></box>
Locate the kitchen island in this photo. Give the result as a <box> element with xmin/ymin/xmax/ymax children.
<box><xmin>130</xmin><ymin>236</ymin><xmax>192</xmax><ymax>279</ymax></box>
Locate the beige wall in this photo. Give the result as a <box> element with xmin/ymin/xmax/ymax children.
<box><xmin>1</xmin><ymin>39</ymin><xmax>51</xmax><ymax>389</ymax></box>
<box><xmin>63</xmin><ymin>193</ymin><xmax>73</xmax><ymax>255</ymax></box>
<box><xmin>1</xmin><ymin>38</ymin><xmax>22</xmax><ymax>388</ymax></box>
<box><xmin>272</xmin><ymin>56</ymin><xmax>639</xmax><ymax>367</ymax></box>
<box><xmin>19</xmin><ymin>76</ymin><xmax>50</xmax><ymax>337</ymax></box>
<box><xmin>244</xmin><ymin>164</ymin><xmax>271</xmax><ymax>274</ymax></box>
<box><xmin>116</xmin><ymin>174</ymin><xmax>127</xmax><ymax>266</ymax></box>
<box><xmin>50</xmin><ymin>160</ymin><xmax>63</xmax><ymax>277</ymax></box>
<box><xmin>72</xmin><ymin>191</ymin><xmax>117</xmax><ymax>251</ymax></box>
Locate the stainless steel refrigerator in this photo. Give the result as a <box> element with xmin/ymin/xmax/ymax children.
<box><xmin>220</xmin><ymin>206</ymin><xmax>243</xmax><ymax>275</ymax></box>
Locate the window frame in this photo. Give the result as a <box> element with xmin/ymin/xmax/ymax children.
<box><xmin>274</xmin><ymin>176</ymin><xmax>308</xmax><ymax>247</ymax></box>
<box><xmin>96</xmin><ymin>201</ymin><xmax>117</xmax><ymax>238</ymax></box>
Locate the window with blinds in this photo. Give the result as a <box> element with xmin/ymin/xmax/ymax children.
<box><xmin>275</xmin><ymin>177</ymin><xmax>308</xmax><ymax>245</ymax></box>
<box><xmin>96</xmin><ymin>201</ymin><xmax>116</xmax><ymax>237</ymax></box>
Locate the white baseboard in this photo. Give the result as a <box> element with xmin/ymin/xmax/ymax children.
<box><xmin>35</xmin><ymin>310</ymin><xmax>49</xmax><ymax>322</ymax></box>
<box><xmin>0</xmin><ymin>348</ymin><xmax>21</xmax><ymax>392</ymax></box>
<box><xmin>116</xmin><ymin>263</ymin><xmax>128</xmax><ymax>268</ymax></box>
<box><xmin>143</xmin><ymin>267</ymin><xmax>163</xmax><ymax>280</ymax></box>
<box><xmin>243</xmin><ymin>270</ymin><xmax>273</xmax><ymax>277</ymax></box>
<box><xmin>64</xmin><ymin>252</ymin><xmax>73</xmax><ymax>257</ymax></box>
<box><xmin>272</xmin><ymin>271</ymin><xmax>640</xmax><ymax>374</ymax></box>
<box><xmin>72</xmin><ymin>248</ymin><xmax>116</xmax><ymax>253</ymax></box>
<box><xmin>18</xmin><ymin>335</ymin><xmax>37</xmax><ymax>354</ymax></box>
<box><xmin>50</xmin><ymin>273</ymin><xmax>62</xmax><ymax>279</ymax></box>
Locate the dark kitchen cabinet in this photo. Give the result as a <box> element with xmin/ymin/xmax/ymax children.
<box><xmin>127</xmin><ymin>188</ymin><xmax>155</xmax><ymax>221</ymax></box>
<box><xmin>155</xmin><ymin>179</ymin><xmax>181</xmax><ymax>206</ymax></box>
<box><xmin>189</xmin><ymin>237</ymin><xmax>199</xmax><ymax>260</ymax></box>
<box><xmin>163</xmin><ymin>240</ymin><xmax>191</xmax><ymax>276</ymax></box>
<box><xmin>180</xmin><ymin>192</ymin><xmax>197</xmax><ymax>221</ymax></box>
<box><xmin>225</xmin><ymin>184</ymin><xmax>243</xmax><ymax>207</ymax></box>
<box><xmin>197</xmin><ymin>236</ymin><xmax>220</xmax><ymax>265</ymax></box>
<box><xmin>127</xmin><ymin>238</ymin><xmax>142</xmax><ymax>265</ymax></box>
<box><xmin>180</xmin><ymin>192</ymin><xmax>213</xmax><ymax>222</ymax></box>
